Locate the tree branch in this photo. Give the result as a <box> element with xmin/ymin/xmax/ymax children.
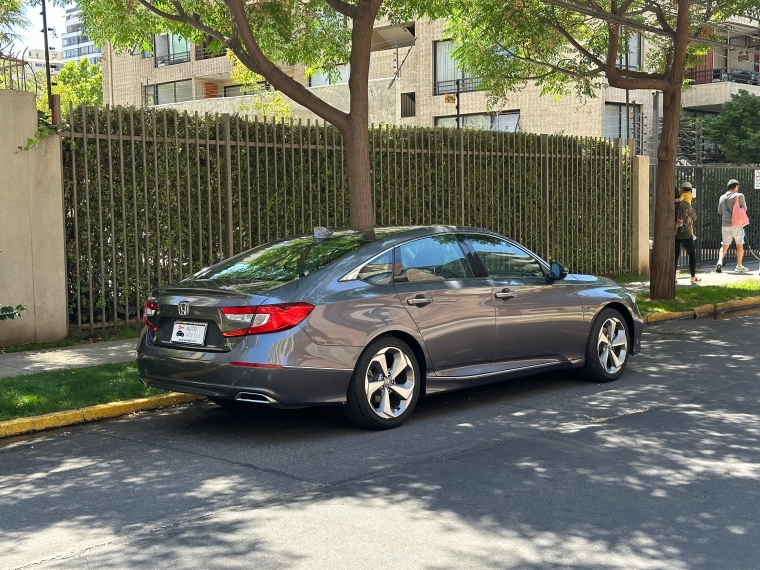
<box><xmin>323</xmin><ymin>0</ymin><xmax>357</xmax><ymax>18</ymax></box>
<box><xmin>548</xmin><ymin>20</ymin><xmax>605</xmax><ymax>67</ymax></box>
<box><xmin>136</xmin><ymin>0</ymin><xmax>229</xmax><ymax>45</ymax></box>
<box><xmin>222</xmin><ymin>0</ymin><xmax>350</xmax><ymax>130</ymax></box>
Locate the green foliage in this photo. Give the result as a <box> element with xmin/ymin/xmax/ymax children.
<box><xmin>703</xmin><ymin>90</ymin><xmax>760</xmax><ymax>164</ymax></box>
<box><xmin>17</xmin><ymin>109</ymin><xmax>56</xmax><ymax>152</ymax></box>
<box><xmin>37</xmin><ymin>59</ymin><xmax>103</xmax><ymax>116</ymax></box>
<box><xmin>0</xmin><ymin>304</ymin><xmax>25</xmax><ymax>321</ymax></box>
<box><xmin>442</xmin><ymin>1</ymin><xmax>760</xmax><ymax>104</ymax></box>
<box><xmin>227</xmin><ymin>52</ymin><xmax>292</xmax><ymax>119</ymax></box>
<box><xmin>0</xmin><ymin>0</ymin><xmax>28</xmax><ymax>44</ymax></box>
<box><xmin>0</xmin><ymin>362</ymin><xmax>161</xmax><ymax>421</ymax></box>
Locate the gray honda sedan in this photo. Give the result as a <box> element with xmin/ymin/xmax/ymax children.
<box><xmin>137</xmin><ymin>226</ymin><xmax>642</xmax><ymax>429</ymax></box>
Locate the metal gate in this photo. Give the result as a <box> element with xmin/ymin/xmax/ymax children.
<box><xmin>652</xmin><ymin>164</ymin><xmax>760</xmax><ymax>266</ymax></box>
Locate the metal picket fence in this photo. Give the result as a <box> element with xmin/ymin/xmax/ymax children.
<box><xmin>60</xmin><ymin>105</ymin><xmax>634</xmax><ymax>329</ymax></box>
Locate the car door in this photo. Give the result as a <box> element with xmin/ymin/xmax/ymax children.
<box><xmin>462</xmin><ymin>234</ymin><xmax>584</xmax><ymax>372</ymax></box>
<box><xmin>393</xmin><ymin>234</ymin><xmax>495</xmax><ymax>377</ymax></box>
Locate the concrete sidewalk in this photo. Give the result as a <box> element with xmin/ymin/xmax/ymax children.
<box><xmin>626</xmin><ymin>258</ymin><xmax>760</xmax><ymax>293</ymax></box>
<box><xmin>0</xmin><ymin>339</ymin><xmax>138</xmax><ymax>379</ymax></box>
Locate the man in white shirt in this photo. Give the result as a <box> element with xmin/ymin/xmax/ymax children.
<box><xmin>716</xmin><ymin>179</ymin><xmax>748</xmax><ymax>273</ymax></box>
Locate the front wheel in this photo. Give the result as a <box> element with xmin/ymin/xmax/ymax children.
<box><xmin>582</xmin><ymin>308</ymin><xmax>630</xmax><ymax>383</ymax></box>
<box><xmin>344</xmin><ymin>337</ymin><xmax>421</xmax><ymax>430</ymax></box>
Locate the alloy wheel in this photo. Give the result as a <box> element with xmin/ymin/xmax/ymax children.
<box><xmin>597</xmin><ymin>317</ymin><xmax>628</xmax><ymax>375</ymax></box>
<box><xmin>364</xmin><ymin>346</ymin><xmax>416</xmax><ymax>419</ymax></box>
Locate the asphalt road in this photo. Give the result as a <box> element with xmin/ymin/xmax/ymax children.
<box><xmin>2</xmin><ymin>314</ymin><xmax>760</xmax><ymax>569</ymax></box>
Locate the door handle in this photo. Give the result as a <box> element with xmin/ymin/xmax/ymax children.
<box><xmin>407</xmin><ymin>296</ymin><xmax>433</xmax><ymax>306</ymax></box>
<box><xmin>494</xmin><ymin>289</ymin><xmax>516</xmax><ymax>300</ymax></box>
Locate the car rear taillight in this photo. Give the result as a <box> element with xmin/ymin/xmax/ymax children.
<box><xmin>143</xmin><ymin>300</ymin><xmax>159</xmax><ymax>331</ymax></box>
<box><xmin>220</xmin><ymin>303</ymin><xmax>314</xmax><ymax>337</ymax></box>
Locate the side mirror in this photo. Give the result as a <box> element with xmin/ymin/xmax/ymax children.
<box><xmin>549</xmin><ymin>262</ymin><xmax>569</xmax><ymax>280</ymax></box>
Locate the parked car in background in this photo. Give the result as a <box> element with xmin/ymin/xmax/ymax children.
<box><xmin>137</xmin><ymin>226</ymin><xmax>642</xmax><ymax>429</ymax></box>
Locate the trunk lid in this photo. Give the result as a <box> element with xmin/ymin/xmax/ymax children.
<box><xmin>147</xmin><ymin>280</ymin><xmax>273</xmax><ymax>352</ymax></box>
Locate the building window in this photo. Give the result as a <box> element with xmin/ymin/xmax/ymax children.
<box><xmin>308</xmin><ymin>64</ymin><xmax>348</xmax><ymax>87</ymax></box>
<box><xmin>144</xmin><ymin>80</ymin><xmax>193</xmax><ymax>106</ymax></box>
<box><xmin>153</xmin><ymin>33</ymin><xmax>190</xmax><ymax>67</ymax></box>
<box><xmin>223</xmin><ymin>82</ymin><xmax>269</xmax><ymax>97</ymax></box>
<box><xmin>401</xmin><ymin>92</ymin><xmax>416</xmax><ymax>118</ymax></box>
<box><xmin>63</xmin><ymin>35</ymin><xmax>88</xmax><ymax>47</ymax></box>
<box><xmin>435</xmin><ymin>111</ymin><xmax>520</xmax><ymax>132</ymax></box>
<box><xmin>603</xmin><ymin>103</ymin><xmax>643</xmax><ymax>153</ymax></box>
<box><xmin>616</xmin><ymin>32</ymin><xmax>641</xmax><ymax>70</ymax></box>
<box><xmin>434</xmin><ymin>40</ymin><xmax>480</xmax><ymax>95</ymax></box>
<box><xmin>62</xmin><ymin>45</ymin><xmax>100</xmax><ymax>59</ymax></box>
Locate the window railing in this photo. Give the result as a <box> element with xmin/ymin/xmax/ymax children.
<box><xmin>686</xmin><ymin>67</ymin><xmax>759</xmax><ymax>86</ymax></box>
<box><xmin>433</xmin><ymin>77</ymin><xmax>482</xmax><ymax>96</ymax></box>
<box><xmin>195</xmin><ymin>47</ymin><xmax>225</xmax><ymax>61</ymax></box>
<box><xmin>154</xmin><ymin>51</ymin><xmax>191</xmax><ymax>68</ymax></box>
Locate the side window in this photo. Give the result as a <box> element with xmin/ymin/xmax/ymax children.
<box><xmin>395</xmin><ymin>236</ymin><xmax>472</xmax><ymax>283</ymax></box>
<box><xmin>357</xmin><ymin>251</ymin><xmax>393</xmax><ymax>285</ymax></box>
<box><xmin>466</xmin><ymin>235</ymin><xmax>544</xmax><ymax>278</ymax></box>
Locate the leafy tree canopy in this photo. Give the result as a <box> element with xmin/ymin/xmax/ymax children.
<box><xmin>36</xmin><ymin>58</ymin><xmax>103</xmax><ymax>115</ymax></box>
<box><xmin>68</xmin><ymin>0</ymin><xmax>425</xmax><ymax>80</ymax></box>
<box><xmin>227</xmin><ymin>52</ymin><xmax>291</xmax><ymax>119</ymax></box>
<box><xmin>703</xmin><ymin>90</ymin><xmax>760</xmax><ymax>164</ymax></box>
<box><xmin>0</xmin><ymin>0</ymin><xmax>27</xmax><ymax>45</ymax></box>
<box><xmin>442</xmin><ymin>0</ymin><xmax>760</xmax><ymax>102</ymax></box>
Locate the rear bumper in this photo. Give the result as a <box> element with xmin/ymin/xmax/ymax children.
<box><xmin>136</xmin><ymin>327</ymin><xmax>355</xmax><ymax>406</ymax></box>
<box><xmin>137</xmin><ymin>353</ymin><xmax>351</xmax><ymax>406</ymax></box>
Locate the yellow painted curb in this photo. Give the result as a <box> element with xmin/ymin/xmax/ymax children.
<box><xmin>714</xmin><ymin>296</ymin><xmax>760</xmax><ymax>314</ymax></box>
<box><xmin>644</xmin><ymin>311</ymin><xmax>694</xmax><ymax>324</ymax></box>
<box><xmin>693</xmin><ymin>304</ymin><xmax>716</xmax><ymax>318</ymax></box>
<box><xmin>0</xmin><ymin>392</ymin><xmax>206</xmax><ymax>439</ymax></box>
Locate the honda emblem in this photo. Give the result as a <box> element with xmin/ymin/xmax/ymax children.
<box><xmin>178</xmin><ymin>301</ymin><xmax>190</xmax><ymax>316</ymax></box>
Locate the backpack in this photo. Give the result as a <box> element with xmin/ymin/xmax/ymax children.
<box><xmin>732</xmin><ymin>195</ymin><xmax>749</xmax><ymax>227</ymax></box>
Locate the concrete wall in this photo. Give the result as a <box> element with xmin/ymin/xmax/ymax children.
<box><xmin>0</xmin><ymin>90</ymin><xmax>68</xmax><ymax>346</ymax></box>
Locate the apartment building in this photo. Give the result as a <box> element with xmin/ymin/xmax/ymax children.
<box><xmin>23</xmin><ymin>48</ymin><xmax>63</xmax><ymax>80</ymax></box>
<box><xmin>102</xmin><ymin>17</ymin><xmax>760</xmax><ymax>153</ymax></box>
<box><xmin>62</xmin><ymin>5</ymin><xmax>100</xmax><ymax>65</ymax></box>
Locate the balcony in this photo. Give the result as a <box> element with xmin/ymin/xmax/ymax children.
<box><xmin>686</xmin><ymin>67</ymin><xmax>759</xmax><ymax>86</ymax></box>
<box><xmin>433</xmin><ymin>77</ymin><xmax>482</xmax><ymax>96</ymax></box>
<box><xmin>682</xmin><ymin>67</ymin><xmax>760</xmax><ymax>112</ymax></box>
<box><xmin>154</xmin><ymin>51</ymin><xmax>191</xmax><ymax>68</ymax></box>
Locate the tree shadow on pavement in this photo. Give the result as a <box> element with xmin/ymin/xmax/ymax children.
<box><xmin>1</xmin><ymin>316</ymin><xmax>759</xmax><ymax>569</ymax></box>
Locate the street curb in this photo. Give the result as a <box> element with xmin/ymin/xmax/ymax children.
<box><xmin>0</xmin><ymin>393</ymin><xmax>206</xmax><ymax>439</ymax></box>
<box><xmin>643</xmin><ymin>295</ymin><xmax>760</xmax><ymax>325</ymax></box>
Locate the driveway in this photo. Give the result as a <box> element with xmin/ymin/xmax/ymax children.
<box><xmin>2</xmin><ymin>315</ymin><xmax>759</xmax><ymax>569</ymax></box>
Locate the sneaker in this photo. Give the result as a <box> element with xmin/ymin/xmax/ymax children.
<box><xmin>736</xmin><ymin>265</ymin><xmax>749</xmax><ymax>272</ymax></box>
<box><xmin>716</xmin><ymin>262</ymin><xmax>722</xmax><ymax>273</ymax></box>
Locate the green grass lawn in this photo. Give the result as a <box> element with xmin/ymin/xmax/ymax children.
<box><xmin>610</xmin><ymin>273</ymin><xmax>650</xmax><ymax>284</ymax></box>
<box><xmin>637</xmin><ymin>279</ymin><xmax>760</xmax><ymax>315</ymax></box>
<box><xmin>1</xmin><ymin>323</ymin><xmax>144</xmax><ymax>354</ymax></box>
<box><xmin>0</xmin><ymin>362</ymin><xmax>163</xmax><ymax>422</ymax></box>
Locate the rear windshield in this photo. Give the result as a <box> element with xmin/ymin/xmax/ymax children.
<box><xmin>194</xmin><ymin>232</ymin><xmax>368</xmax><ymax>284</ymax></box>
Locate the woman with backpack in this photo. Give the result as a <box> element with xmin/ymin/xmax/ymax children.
<box><xmin>675</xmin><ymin>183</ymin><xmax>699</xmax><ymax>285</ymax></box>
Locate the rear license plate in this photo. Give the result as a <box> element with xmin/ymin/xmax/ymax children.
<box><xmin>170</xmin><ymin>322</ymin><xmax>207</xmax><ymax>345</ymax></box>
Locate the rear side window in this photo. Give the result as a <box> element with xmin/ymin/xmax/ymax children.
<box><xmin>357</xmin><ymin>251</ymin><xmax>394</xmax><ymax>284</ymax></box>
<box><xmin>195</xmin><ymin>233</ymin><xmax>367</xmax><ymax>283</ymax></box>
<box><xmin>394</xmin><ymin>235</ymin><xmax>472</xmax><ymax>282</ymax></box>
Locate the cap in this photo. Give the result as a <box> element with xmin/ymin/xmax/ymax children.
<box><xmin>681</xmin><ymin>181</ymin><xmax>693</xmax><ymax>191</ymax></box>
<box><xmin>728</xmin><ymin>178</ymin><xmax>740</xmax><ymax>187</ymax></box>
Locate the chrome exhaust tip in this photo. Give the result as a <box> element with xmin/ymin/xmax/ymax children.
<box><xmin>235</xmin><ymin>392</ymin><xmax>277</xmax><ymax>404</ymax></box>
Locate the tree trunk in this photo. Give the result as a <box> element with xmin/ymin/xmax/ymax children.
<box><xmin>342</xmin><ymin>2</ymin><xmax>378</xmax><ymax>231</ymax></box>
<box><xmin>343</xmin><ymin>114</ymin><xmax>374</xmax><ymax>231</ymax></box>
<box><xmin>650</xmin><ymin>86</ymin><xmax>683</xmax><ymax>300</ymax></box>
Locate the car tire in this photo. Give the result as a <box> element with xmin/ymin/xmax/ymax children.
<box><xmin>344</xmin><ymin>336</ymin><xmax>421</xmax><ymax>430</ymax></box>
<box><xmin>581</xmin><ymin>308</ymin><xmax>630</xmax><ymax>383</ymax></box>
